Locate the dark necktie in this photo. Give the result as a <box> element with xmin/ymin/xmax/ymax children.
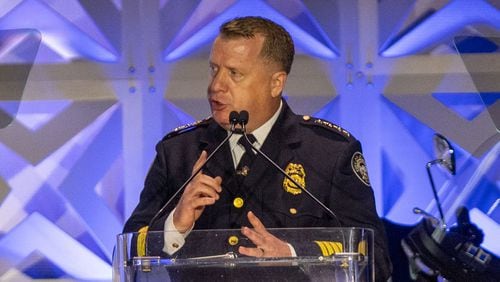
<box><xmin>236</xmin><ymin>134</ymin><xmax>257</xmax><ymax>178</ymax></box>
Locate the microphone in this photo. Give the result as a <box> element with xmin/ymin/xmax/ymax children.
<box><xmin>239</xmin><ymin>110</ymin><xmax>249</xmax><ymax>126</ymax></box>
<box><xmin>144</xmin><ymin>111</ymin><xmax>240</xmax><ymax>254</ymax></box>
<box><xmin>238</xmin><ymin>110</ymin><xmax>342</xmax><ymax>228</ymax></box>
<box><xmin>229</xmin><ymin>111</ymin><xmax>240</xmax><ymax>126</ymax></box>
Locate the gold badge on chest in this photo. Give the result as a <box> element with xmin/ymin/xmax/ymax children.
<box><xmin>283</xmin><ymin>163</ymin><xmax>306</xmax><ymax>195</ymax></box>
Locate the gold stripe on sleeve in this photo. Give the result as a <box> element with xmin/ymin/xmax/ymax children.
<box><xmin>137</xmin><ymin>226</ymin><xmax>149</xmax><ymax>256</ymax></box>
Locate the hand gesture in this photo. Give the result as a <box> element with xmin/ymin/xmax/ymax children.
<box><xmin>239</xmin><ymin>211</ymin><xmax>292</xmax><ymax>257</ymax></box>
<box><xmin>173</xmin><ymin>151</ymin><xmax>222</xmax><ymax>232</ymax></box>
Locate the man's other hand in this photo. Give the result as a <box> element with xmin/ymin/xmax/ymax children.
<box><xmin>239</xmin><ymin>211</ymin><xmax>292</xmax><ymax>257</ymax></box>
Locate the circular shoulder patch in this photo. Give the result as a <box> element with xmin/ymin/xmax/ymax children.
<box><xmin>351</xmin><ymin>152</ymin><xmax>370</xmax><ymax>186</ymax></box>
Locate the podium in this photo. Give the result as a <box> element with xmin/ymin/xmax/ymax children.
<box><xmin>113</xmin><ymin>228</ymin><xmax>374</xmax><ymax>281</ymax></box>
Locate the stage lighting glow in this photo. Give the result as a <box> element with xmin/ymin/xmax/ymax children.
<box><xmin>380</xmin><ymin>0</ymin><xmax>500</xmax><ymax>57</ymax></box>
<box><xmin>0</xmin><ymin>0</ymin><xmax>119</xmax><ymax>62</ymax></box>
<box><xmin>164</xmin><ymin>0</ymin><xmax>337</xmax><ymax>61</ymax></box>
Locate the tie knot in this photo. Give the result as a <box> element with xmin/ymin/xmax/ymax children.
<box><xmin>238</xmin><ymin>134</ymin><xmax>256</xmax><ymax>155</ymax></box>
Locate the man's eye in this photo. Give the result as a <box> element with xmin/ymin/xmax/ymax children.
<box><xmin>209</xmin><ymin>65</ymin><xmax>218</xmax><ymax>75</ymax></box>
<box><xmin>230</xmin><ymin>70</ymin><xmax>242</xmax><ymax>78</ymax></box>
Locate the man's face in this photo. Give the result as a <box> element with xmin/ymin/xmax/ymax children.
<box><xmin>207</xmin><ymin>35</ymin><xmax>284</xmax><ymax>132</ymax></box>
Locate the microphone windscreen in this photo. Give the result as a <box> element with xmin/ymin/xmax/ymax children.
<box><xmin>229</xmin><ymin>111</ymin><xmax>239</xmax><ymax>124</ymax></box>
<box><xmin>239</xmin><ymin>110</ymin><xmax>249</xmax><ymax>125</ymax></box>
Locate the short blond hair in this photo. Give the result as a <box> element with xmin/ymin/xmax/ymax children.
<box><xmin>219</xmin><ymin>16</ymin><xmax>295</xmax><ymax>74</ymax></box>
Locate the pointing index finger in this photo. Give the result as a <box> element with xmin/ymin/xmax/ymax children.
<box><xmin>192</xmin><ymin>150</ymin><xmax>207</xmax><ymax>174</ymax></box>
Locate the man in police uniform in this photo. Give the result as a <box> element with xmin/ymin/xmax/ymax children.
<box><xmin>124</xmin><ymin>16</ymin><xmax>392</xmax><ymax>280</ymax></box>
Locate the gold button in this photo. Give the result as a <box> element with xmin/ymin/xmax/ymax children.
<box><xmin>172</xmin><ymin>243</ymin><xmax>179</xmax><ymax>249</ymax></box>
<box><xmin>233</xmin><ymin>197</ymin><xmax>244</xmax><ymax>208</ymax></box>
<box><xmin>228</xmin><ymin>235</ymin><xmax>239</xmax><ymax>246</ymax></box>
<box><xmin>303</xmin><ymin>115</ymin><xmax>311</xmax><ymax>121</ymax></box>
<box><xmin>289</xmin><ymin>208</ymin><xmax>297</xmax><ymax>215</ymax></box>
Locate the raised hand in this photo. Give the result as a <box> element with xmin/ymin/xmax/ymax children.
<box><xmin>173</xmin><ymin>151</ymin><xmax>222</xmax><ymax>232</ymax></box>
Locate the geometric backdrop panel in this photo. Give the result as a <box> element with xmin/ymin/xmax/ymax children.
<box><xmin>0</xmin><ymin>0</ymin><xmax>499</xmax><ymax>280</ymax></box>
<box><xmin>0</xmin><ymin>100</ymin><xmax>121</xmax><ymax>280</ymax></box>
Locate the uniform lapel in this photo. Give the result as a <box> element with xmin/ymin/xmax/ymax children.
<box><xmin>200</xmin><ymin>122</ymin><xmax>235</xmax><ymax>182</ymax></box>
<box><xmin>244</xmin><ymin>102</ymin><xmax>301</xmax><ymax>189</ymax></box>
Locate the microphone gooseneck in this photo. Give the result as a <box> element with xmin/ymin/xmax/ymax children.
<box><xmin>238</xmin><ymin>111</ymin><xmax>342</xmax><ymax>228</ymax></box>
<box><xmin>239</xmin><ymin>110</ymin><xmax>347</xmax><ymax>251</ymax></box>
<box><xmin>145</xmin><ymin>111</ymin><xmax>241</xmax><ymax>255</ymax></box>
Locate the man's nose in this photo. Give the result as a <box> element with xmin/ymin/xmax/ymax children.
<box><xmin>209</xmin><ymin>71</ymin><xmax>227</xmax><ymax>93</ymax></box>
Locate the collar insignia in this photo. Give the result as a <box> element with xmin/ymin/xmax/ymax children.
<box><xmin>283</xmin><ymin>163</ymin><xmax>306</xmax><ymax>195</ymax></box>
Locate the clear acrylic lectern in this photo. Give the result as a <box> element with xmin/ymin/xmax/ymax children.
<box><xmin>113</xmin><ymin>228</ymin><xmax>374</xmax><ymax>281</ymax></box>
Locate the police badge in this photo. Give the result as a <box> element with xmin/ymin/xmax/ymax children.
<box><xmin>351</xmin><ymin>152</ymin><xmax>370</xmax><ymax>186</ymax></box>
<box><xmin>283</xmin><ymin>163</ymin><xmax>306</xmax><ymax>195</ymax></box>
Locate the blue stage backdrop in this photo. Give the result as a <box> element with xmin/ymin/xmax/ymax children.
<box><xmin>0</xmin><ymin>0</ymin><xmax>498</xmax><ymax>280</ymax></box>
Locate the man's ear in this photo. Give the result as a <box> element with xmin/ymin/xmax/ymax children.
<box><xmin>271</xmin><ymin>71</ymin><xmax>287</xmax><ymax>98</ymax></box>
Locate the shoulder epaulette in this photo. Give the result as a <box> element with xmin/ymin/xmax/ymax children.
<box><xmin>163</xmin><ymin>117</ymin><xmax>211</xmax><ymax>140</ymax></box>
<box><xmin>300</xmin><ymin>115</ymin><xmax>351</xmax><ymax>139</ymax></box>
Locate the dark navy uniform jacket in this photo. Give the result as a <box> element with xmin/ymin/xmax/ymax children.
<box><xmin>123</xmin><ymin>101</ymin><xmax>392</xmax><ymax>281</ymax></box>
